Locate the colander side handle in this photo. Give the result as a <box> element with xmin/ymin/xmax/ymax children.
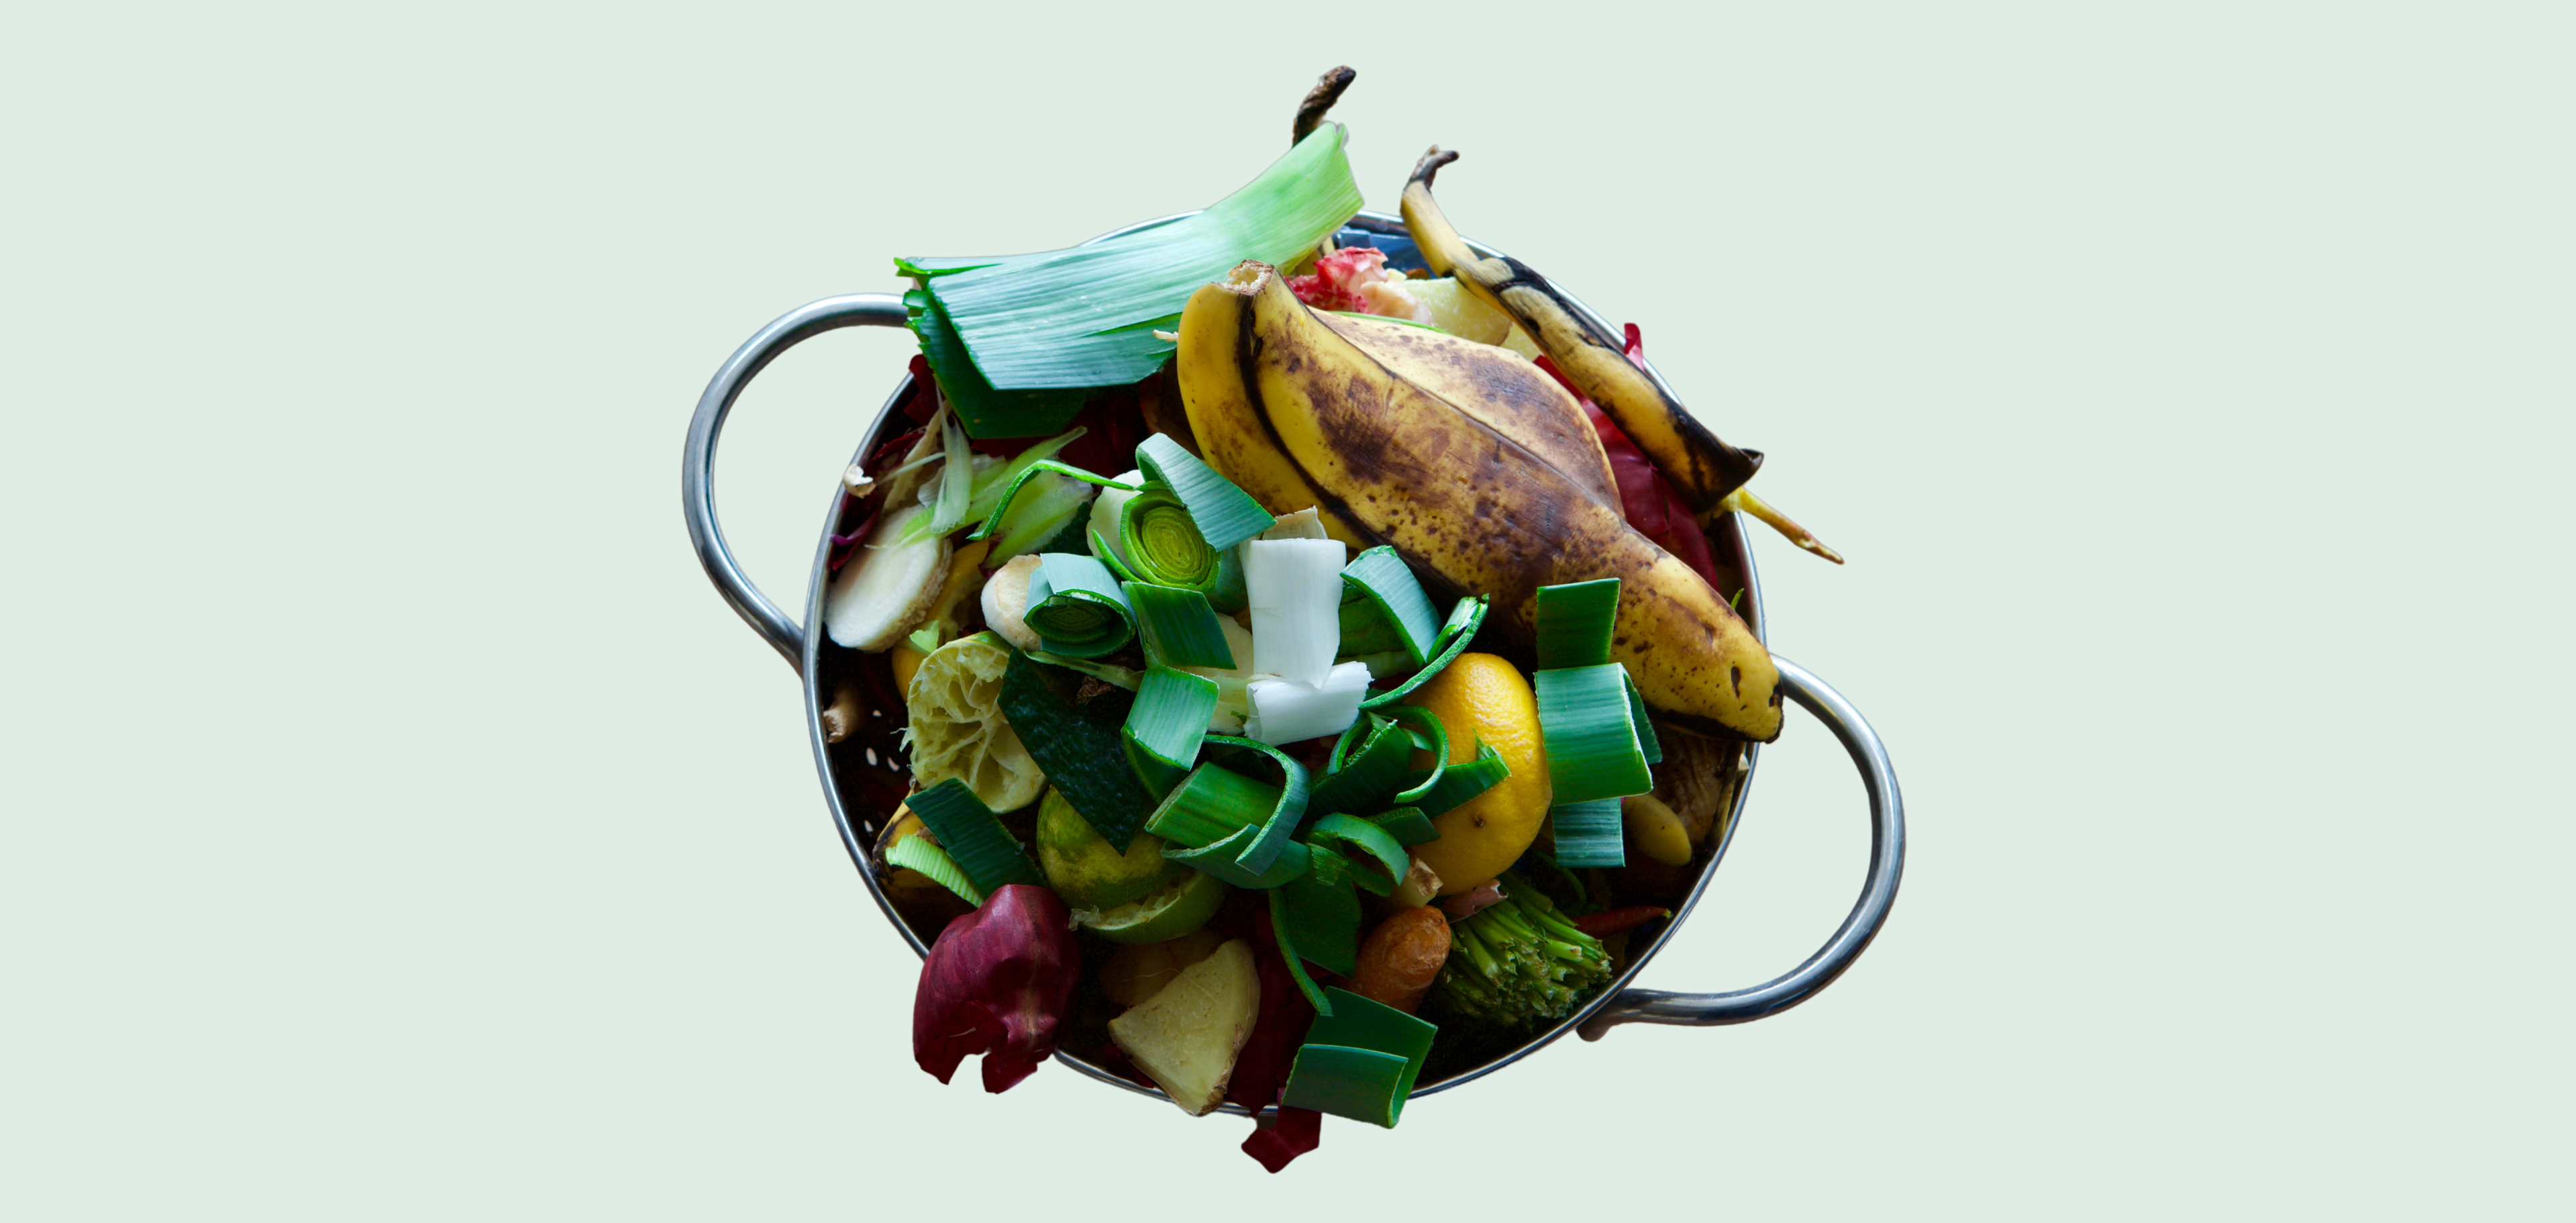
<box><xmin>1579</xmin><ymin>656</ymin><xmax>1906</xmax><ymax>1038</ymax></box>
<box><xmin>681</xmin><ymin>293</ymin><xmax>912</xmax><ymax>677</ymax></box>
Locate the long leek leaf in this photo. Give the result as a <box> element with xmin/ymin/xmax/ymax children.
<box><xmin>917</xmin><ymin>127</ymin><xmax>1365</xmax><ymax>391</ymax></box>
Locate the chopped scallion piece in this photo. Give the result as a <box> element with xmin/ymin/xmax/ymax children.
<box><xmin>1394</xmin><ymin>743</ymin><xmax>1510</xmax><ymax>818</ymax></box>
<box><xmin>1122</xmin><ymin>667</ymin><xmax>1220</xmax><ymax>797</ymax></box>
<box><xmin>1124</xmin><ymin>583</ymin><xmax>1238</xmax><ymax>671</ymax></box>
<box><xmin>1366</xmin><ymin>807</ymin><xmax>1439</xmax><ymax>847</ymax></box>
<box><xmin>1143</xmin><ymin>756</ymin><xmax>1276</xmax><ymax>848</ymax></box>
<box><xmin>1359</xmin><ymin>595</ymin><xmax>1490</xmax><ymax>710</ymax></box>
<box><xmin>1339</xmin><ymin>547</ymin><xmax>1443</xmax><ymax>666</ymax></box>
<box><xmin>1136</xmin><ymin>434</ymin><xmax>1277</xmax><ymax>554</ymax></box>
<box><xmin>885</xmin><ymin>832</ymin><xmax>984</xmax><ymax>907</ymax></box>
<box><xmin>1547</xmin><ymin>798</ymin><xmax>1627</xmax><ymax>869</ymax></box>
<box><xmin>1532</xmin><ymin>663</ymin><xmax>1654</xmax><ymax>805</ymax></box>
<box><xmin>1025</xmin><ymin>552</ymin><xmax>1134</xmax><ymax>658</ymax></box>
<box><xmin>1152</xmin><ymin>737</ymin><xmax>1313</xmax><ymax>889</ymax></box>
<box><xmin>1308</xmin><ymin>716</ymin><xmax>1410</xmax><ymax>816</ymax></box>
<box><xmin>1302</xmin><ymin>814</ymin><xmax>1407</xmax><ymax>895</ymax></box>
<box><xmin>1276</xmin><ymin>852</ymin><xmax>1361</xmax><ymax>977</ymax></box>
<box><xmin>905</xmin><ymin>779</ymin><xmax>1043</xmax><ymax>893</ymax></box>
<box><xmin>965</xmin><ymin>459</ymin><xmax>1134</xmax><ymax>543</ymax></box>
<box><xmin>1280</xmin><ymin>988</ymin><xmax>1439</xmax><ymax>1128</ymax></box>
<box><xmin>1534</xmin><ymin>578</ymin><xmax>1622</xmax><ymax>670</ymax></box>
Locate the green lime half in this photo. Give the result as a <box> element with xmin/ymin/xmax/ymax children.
<box><xmin>1075</xmin><ymin>867</ymin><xmax>1229</xmax><ymax>945</ymax></box>
<box><xmin>1037</xmin><ymin>789</ymin><xmax>1182</xmax><ymax>911</ymax></box>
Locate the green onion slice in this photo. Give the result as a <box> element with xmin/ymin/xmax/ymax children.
<box><xmin>1123</xmin><ymin>583</ymin><xmax>1237</xmax><ymax>671</ymax></box>
<box><xmin>1625</xmin><ymin>673</ymin><xmax>1663</xmax><ymax>766</ymax></box>
<box><xmin>1136</xmin><ymin>434</ymin><xmax>1274</xmax><ymax>553</ymax></box>
<box><xmin>905</xmin><ymin>779</ymin><xmax>1044</xmax><ymax>893</ymax></box>
<box><xmin>1268</xmin><ymin>887</ymin><xmax>1335</xmax><ymax>1016</ymax></box>
<box><xmin>1535</xmin><ymin>578</ymin><xmax>1622</xmax><ymax>670</ymax></box>
<box><xmin>1380</xmin><ymin>705</ymin><xmax>1451</xmax><ymax>807</ymax></box>
<box><xmin>1366</xmin><ymin>807</ymin><xmax>1440</xmax><ymax>847</ymax></box>
<box><xmin>1547</xmin><ymin>798</ymin><xmax>1627</xmax><ymax>869</ymax></box>
<box><xmin>1275</xmin><ymin>851</ymin><xmax>1361</xmax><ymax>979</ymax></box>
<box><xmin>884</xmin><ymin>833</ymin><xmax>984</xmax><ymax>907</ymax></box>
<box><xmin>1339</xmin><ymin>547</ymin><xmax>1443</xmax><ymax>665</ymax></box>
<box><xmin>1358</xmin><ymin>595</ymin><xmax>1490</xmax><ymax>710</ymax></box>
<box><xmin>1025</xmin><ymin>552</ymin><xmax>1134</xmax><ymax>658</ymax></box>
<box><xmin>1149</xmin><ymin>736</ymin><xmax>1313</xmax><ymax>889</ymax></box>
<box><xmin>980</xmin><ymin>471</ymin><xmax>1095</xmax><ymax>564</ymax></box>
<box><xmin>1087</xmin><ymin>528</ymin><xmax>1141</xmax><ymax>584</ymax></box>
<box><xmin>1122</xmin><ymin>667</ymin><xmax>1219</xmax><ymax>797</ymax></box>
<box><xmin>1000</xmin><ymin>652</ymin><xmax>1155</xmax><ymax>851</ymax></box>
<box><xmin>1302</xmin><ymin>814</ymin><xmax>1407</xmax><ymax>895</ymax></box>
<box><xmin>965</xmin><ymin>459</ymin><xmax>1135</xmax><ymax>542</ymax></box>
<box><xmin>1393</xmin><ymin>742</ymin><xmax>1511</xmax><ymax>818</ymax></box>
<box><xmin>1308</xmin><ymin>716</ymin><xmax>1410</xmax><ymax>817</ymax></box>
<box><xmin>1281</xmin><ymin>987</ymin><xmax>1439</xmax><ymax>1128</ymax></box>
<box><xmin>1532</xmin><ymin>663</ymin><xmax>1655</xmax><ymax>805</ymax></box>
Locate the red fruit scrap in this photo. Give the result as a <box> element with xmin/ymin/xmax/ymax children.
<box><xmin>1241</xmin><ymin>1107</ymin><xmax>1324</xmax><ymax>1174</ymax></box>
<box><xmin>912</xmin><ymin>884</ymin><xmax>1081</xmax><ymax>1094</ymax></box>
<box><xmin>1233</xmin><ymin>906</ymin><xmax>1324</xmax><ymax>1172</ymax></box>
<box><xmin>1286</xmin><ymin>246</ymin><xmax>1388</xmax><ymax>313</ymax></box>
<box><xmin>1533</xmin><ymin>326</ymin><xmax>1722</xmax><ymax>586</ymax></box>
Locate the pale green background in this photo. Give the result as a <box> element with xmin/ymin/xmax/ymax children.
<box><xmin>6</xmin><ymin>2</ymin><xmax>2565</xmax><ymax>1218</ymax></box>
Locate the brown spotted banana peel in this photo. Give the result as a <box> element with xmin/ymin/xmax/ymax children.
<box><xmin>1174</xmin><ymin>260</ymin><xmax>1783</xmax><ymax>742</ymax></box>
<box><xmin>1175</xmin><ymin>303</ymin><xmax>1624</xmax><ymax>548</ymax></box>
<box><xmin>1401</xmin><ymin>148</ymin><xmax>1847</xmax><ymax>569</ymax></box>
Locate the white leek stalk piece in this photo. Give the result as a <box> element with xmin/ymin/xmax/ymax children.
<box><xmin>1243</xmin><ymin>536</ymin><xmax>1347</xmax><ymax>685</ymax></box>
<box><xmin>1244</xmin><ymin>661</ymin><xmax>1372</xmax><ymax>746</ymax></box>
<box><xmin>1087</xmin><ymin>469</ymin><xmax>1148</xmax><ymax>568</ymax></box>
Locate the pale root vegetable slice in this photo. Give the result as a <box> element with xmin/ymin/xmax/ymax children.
<box><xmin>1403</xmin><ymin>277</ymin><xmax>1539</xmax><ymax>354</ymax></box>
<box><xmin>980</xmin><ymin>554</ymin><xmax>1044</xmax><ymax>652</ymax></box>
<box><xmin>1107</xmin><ymin>938</ymin><xmax>1260</xmax><ymax>1116</ymax></box>
<box><xmin>906</xmin><ymin>634</ymin><xmax>1045</xmax><ymax>812</ymax></box>
<box><xmin>825</xmin><ymin>502</ymin><xmax>952</xmax><ymax>651</ymax></box>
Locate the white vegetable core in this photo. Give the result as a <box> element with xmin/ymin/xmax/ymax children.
<box><xmin>1243</xmin><ymin>535</ymin><xmax>1347</xmax><ymax>686</ymax></box>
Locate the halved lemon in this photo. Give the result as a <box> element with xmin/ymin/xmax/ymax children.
<box><xmin>905</xmin><ymin>632</ymin><xmax>1045</xmax><ymax>812</ymax></box>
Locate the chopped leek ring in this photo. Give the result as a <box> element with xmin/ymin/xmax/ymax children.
<box><xmin>1359</xmin><ymin>595</ymin><xmax>1490</xmax><ymax>710</ymax></box>
<box><xmin>1122</xmin><ymin>668</ymin><xmax>1220</xmax><ymax>797</ymax></box>
<box><xmin>1366</xmin><ymin>807</ymin><xmax>1439</xmax><ymax>847</ymax></box>
<box><xmin>1136</xmin><ymin>434</ymin><xmax>1277</xmax><ymax>554</ymax></box>
<box><xmin>884</xmin><ymin>832</ymin><xmax>984</xmax><ymax>907</ymax></box>
<box><xmin>965</xmin><ymin>459</ymin><xmax>1135</xmax><ymax>543</ymax></box>
<box><xmin>905</xmin><ymin>779</ymin><xmax>1043</xmax><ymax>893</ymax></box>
<box><xmin>1302</xmin><ymin>814</ymin><xmax>1407</xmax><ymax>894</ymax></box>
<box><xmin>1276</xmin><ymin>852</ymin><xmax>1361</xmax><ymax>977</ymax></box>
<box><xmin>1268</xmin><ymin>887</ymin><xmax>1335</xmax><ymax>1016</ymax></box>
<box><xmin>1532</xmin><ymin>663</ymin><xmax>1654</xmax><ymax>805</ymax></box>
<box><xmin>1547</xmin><ymin>797</ymin><xmax>1627</xmax><ymax>869</ymax></box>
<box><xmin>1281</xmin><ymin>988</ymin><xmax>1439</xmax><ymax>1128</ymax></box>
<box><xmin>1339</xmin><ymin>547</ymin><xmax>1443</xmax><ymax>665</ymax></box>
<box><xmin>1394</xmin><ymin>743</ymin><xmax>1510</xmax><ymax>818</ymax></box>
<box><xmin>1123</xmin><ymin>583</ymin><xmax>1237</xmax><ymax>671</ymax></box>
<box><xmin>1308</xmin><ymin>716</ymin><xmax>1410</xmax><ymax>817</ymax></box>
<box><xmin>1025</xmin><ymin>552</ymin><xmax>1133</xmax><ymax>658</ymax></box>
<box><xmin>1149</xmin><ymin>737</ymin><xmax>1313</xmax><ymax>889</ymax></box>
<box><xmin>1534</xmin><ymin>578</ymin><xmax>1621</xmax><ymax>671</ymax></box>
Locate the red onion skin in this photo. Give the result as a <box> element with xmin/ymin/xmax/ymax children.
<box><xmin>911</xmin><ymin>884</ymin><xmax>1080</xmax><ymax>1094</ymax></box>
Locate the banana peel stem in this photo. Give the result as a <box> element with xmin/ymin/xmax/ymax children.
<box><xmin>1720</xmin><ymin>487</ymin><xmax>1846</xmax><ymax>565</ymax></box>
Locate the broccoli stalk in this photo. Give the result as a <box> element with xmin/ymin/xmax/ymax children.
<box><xmin>1429</xmin><ymin>875</ymin><xmax>1612</xmax><ymax>1026</ymax></box>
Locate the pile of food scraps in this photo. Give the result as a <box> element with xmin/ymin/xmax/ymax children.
<box><xmin>814</xmin><ymin>69</ymin><xmax>1834</xmax><ymax>1171</ymax></box>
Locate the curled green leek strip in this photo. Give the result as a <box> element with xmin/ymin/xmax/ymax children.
<box><xmin>1359</xmin><ymin>595</ymin><xmax>1490</xmax><ymax>710</ymax></box>
<box><xmin>1025</xmin><ymin>553</ymin><xmax>1134</xmax><ymax>659</ymax></box>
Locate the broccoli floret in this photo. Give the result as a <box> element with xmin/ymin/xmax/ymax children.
<box><xmin>1430</xmin><ymin>875</ymin><xmax>1611</xmax><ymax>1026</ymax></box>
